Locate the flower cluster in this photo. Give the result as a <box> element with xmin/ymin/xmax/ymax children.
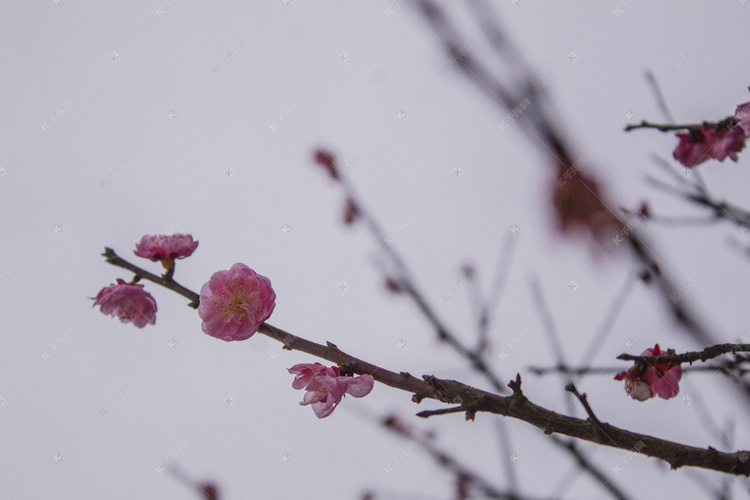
<box><xmin>94</xmin><ymin>234</ymin><xmax>200</xmax><ymax>328</ymax></box>
<box><xmin>198</xmin><ymin>263</ymin><xmax>276</xmax><ymax>341</ymax></box>
<box><xmin>673</xmin><ymin>94</ymin><xmax>750</xmax><ymax>168</ymax></box>
<box><xmin>92</xmin><ymin>279</ymin><xmax>157</xmax><ymax>328</ymax></box>
<box><xmin>614</xmin><ymin>344</ymin><xmax>682</xmax><ymax>401</ymax></box>
<box><xmin>288</xmin><ymin>363</ymin><xmax>374</xmax><ymax>418</ymax></box>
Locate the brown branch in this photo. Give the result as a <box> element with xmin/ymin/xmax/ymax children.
<box><xmin>255</xmin><ymin>322</ymin><xmax>750</xmax><ymax>476</ymax></box>
<box><xmin>618</xmin><ymin>344</ymin><xmax>750</xmax><ymax>366</ymax></box>
<box><xmin>624</xmin><ymin>117</ymin><xmax>739</xmax><ymax>132</ymax></box>
<box><xmin>97</xmin><ymin>244</ymin><xmax>750</xmax><ymax>476</ymax></box>
<box><xmin>102</xmin><ymin>247</ymin><xmax>200</xmax><ymax>308</ymax></box>
<box><xmin>530</xmin><ymin>362</ymin><xmax>750</xmax><ymax>377</ymax></box>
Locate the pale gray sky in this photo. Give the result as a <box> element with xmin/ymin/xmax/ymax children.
<box><xmin>2</xmin><ymin>1</ymin><xmax>750</xmax><ymax>499</ymax></box>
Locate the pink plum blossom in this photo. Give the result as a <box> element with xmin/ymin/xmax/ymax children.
<box><xmin>673</xmin><ymin>93</ymin><xmax>750</xmax><ymax>168</ymax></box>
<box><xmin>614</xmin><ymin>344</ymin><xmax>682</xmax><ymax>401</ymax></box>
<box><xmin>198</xmin><ymin>263</ymin><xmax>276</xmax><ymax>341</ymax></box>
<box><xmin>92</xmin><ymin>279</ymin><xmax>157</xmax><ymax>328</ymax></box>
<box><xmin>673</xmin><ymin>128</ymin><xmax>747</xmax><ymax>167</ymax></box>
<box><xmin>134</xmin><ymin>234</ymin><xmax>199</xmax><ymax>269</ymax></box>
<box><xmin>288</xmin><ymin>363</ymin><xmax>374</xmax><ymax>418</ymax></box>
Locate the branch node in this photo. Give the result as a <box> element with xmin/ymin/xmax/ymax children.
<box><xmin>508</xmin><ymin>373</ymin><xmax>523</xmax><ymax>395</ymax></box>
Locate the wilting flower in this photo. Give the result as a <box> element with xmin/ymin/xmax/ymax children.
<box><xmin>552</xmin><ymin>164</ymin><xmax>622</xmax><ymax>244</ymax></box>
<box><xmin>313</xmin><ymin>148</ymin><xmax>339</xmax><ymax>181</ymax></box>
<box><xmin>92</xmin><ymin>279</ymin><xmax>157</xmax><ymax>328</ymax></box>
<box><xmin>134</xmin><ymin>234</ymin><xmax>199</xmax><ymax>270</ymax></box>
<box><xmin>288</xmin><ymin>363</ymin><xmax>374</xmax><ymax>418</ymax></box>
<box><xmin>198</xmin><ymin>263</ymin><xmax>276</xmax><ymax>341</ymax></box>
<box><xmin>614</xmin><ymin>344</ymin><xmax>682</xmax><ymax>401</ymax></box>
<box><xmin>673</xmin><ymin>93</ymin><xmax>750</xmax><ymax>168</ymax></box>
<box><xmin>673</xmin><ymin>127</ymin><xmax>747</xmax><ymax>167</ymax></box>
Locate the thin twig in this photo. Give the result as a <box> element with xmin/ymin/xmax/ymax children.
<box><xmin>618</xmin><ymin>344</ymin><xmax>750</xmax><ymax>365</ymax></box>
<box><xmin>102</xmin><ymin>248</ymin><xmax>200</xmax><ymax>308</ymax></box>
<box><xmin>324</xmin><ymin>157</ymin><xmax>508</xmax><ymax>394</ymax></box>
<box><xmin>644</xmin><ymin>70</ymin><xmax>675</xmax><ymax>124</ymax></box>
<box><xmin>529</xmin><ymin>363</ymin><xmax>750</xmax><ymax>376</ymax></box>
<box><xmin>624</xmin><ymin>117</ymin><xmax>738</xmax><ymax>132</ymax></box>
<box><xmin>384</xmin><ymin>414</ymin><xmax>578</xmax><ymax>500</ymax></box>
<box><xmin>478</xmin><ymin>233</ymin><xmax>519</xmax><ymax>355</ymax></box>
<box><xmin>565</xmin><ymin>383</ymin><xmax>602</xmax><ymax>428</ymax></box>
<box><xmin>549</xmin><ymin>436</ymin><xmax>632</xmax><ymax>500</ymax></box>
<box><xmin>529</xmin><ymin>276</ymin><xmax>575</xmax><ymax>415</ymax></box>
<box><xmin>575</xmin><ymin>274</ymin><xmax>636</xmax><ymax>372</ymax></box>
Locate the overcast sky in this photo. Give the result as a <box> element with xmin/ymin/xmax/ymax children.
<box><xmin>2</xmin><ymin>1</ymin><xmax>750</xmax><ymax>499</ymax></box>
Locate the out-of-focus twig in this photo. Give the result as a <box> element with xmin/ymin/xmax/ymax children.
<box><xmin>644</xmin><ymin>70</ymin><xmax>675</xmax><ymax>124</ymax></box>
<box><xmin>316</xmin><ymin>151</ymin><xmax>508</xmax><ymax>394</ymax></box>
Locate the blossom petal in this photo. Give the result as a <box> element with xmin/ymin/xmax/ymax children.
<box><xmin>344</xmin><ymin>374</ymin><xmax>374</xmax><ymax>398</ymax></box>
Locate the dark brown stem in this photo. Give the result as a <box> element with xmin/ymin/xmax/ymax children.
<box><xmin>618</xmin><ymin>344</ymin><xmax>750</xmax><ymax>365</ymax></box>
<box><xmin>257</xmin><ymin>322</ymin><xmax>750</xmax><ymax>475</ymax></box>
<box><xmin>624</xmin><ymin>117</ymin><xmax>739</xmax><ymax>132</ymax></box>
<box><xmin>95</xmin><ymin>249</ymin><xmax>750</xmax><ymax>476</ymax></box>
<box><xmin>548</xmin><ymin>436</ymin><xmax>631</xmax><ymax>500</ymax></box>
<box><xmin>102</xmin><ymin>247</ymin><xmax>200</xmax><ymax>308</ymax></box>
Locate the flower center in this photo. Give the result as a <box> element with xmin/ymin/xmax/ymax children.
<box><xmin>215</xmin><ymin>278</ymin><xmax>258</xmax><ymax>317</ymax></box>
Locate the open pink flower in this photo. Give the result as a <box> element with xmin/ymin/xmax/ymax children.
<box><xmin>288</xmin><ymin>363</ymin><xmax>374</xmax><ymax>418</ymax></box>
<box><xmin>614</xmin><ymin>344</ymin><xmax>682</xmax><ymax>401</ymax></box>
<box><xmin>92</xmin><ymin>279</ymin><xmax>157</xmax><ymax>328</ymax></box>
<box><xmin>198</xmin><ymin>264</ymin><xmax>276</xmax><ymax>341</ymax></box>
<box><xmin>134</xmin><ymin>234</ymin><xmax>199</xmax><ymax>269</ymax></box>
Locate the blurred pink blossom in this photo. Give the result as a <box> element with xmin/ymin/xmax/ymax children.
<box><xmin>673</xmin><ymin>128</ymin><xmax>746</xmax><ymax>167</ymax></box>
<box><xmin>92</xmin><ymin>279</ymin><xmax>157</xmax><ymax>328</ymax></box>
<box><xmin>313</xmin><ymin>148</ymin><xmax>338</xmax><ymax>180</ymax></box>
<box><xmin>673</xmin><ymin>93</ymin><xmax>750</xmax><ymax>167</ymax></box>
<box><xmin>288</xmin><ymin>363</ymin><xmax>374</xmax><ymax>418</ymax></box>
<box><xmin>552</xmin><ymin>164</ymin><xmax>621</xmax><ymax>244</ymax></box>
<box><xmin>198</xmin><ymin>263</ymin><xmax>276</xmax><ymax>341</ymax></box>
<box><xmin>736</xmin><ymin>97</ymin><xmax>750</xmax><ymax>136</ymax></box>
<box><xmin>614</xmin><ymin>344</ymin><xmax>682</xmax><ymax>401</ymax></box>
<box><xmin>133</xmin><ymin>234</ymin><xmax>199</xmax><ymax>268</ymax></box>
